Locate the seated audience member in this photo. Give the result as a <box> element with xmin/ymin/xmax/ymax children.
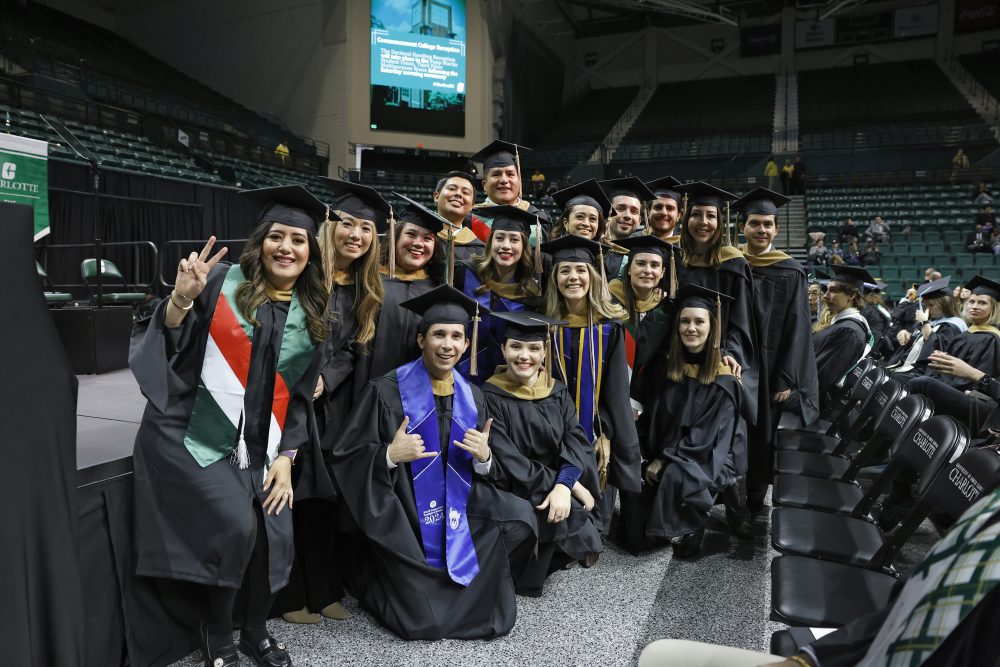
<box><xmin>482</xmin><ymin>311</ymin><xmax>602</xmax><ymax>596</ymax></box>
<box><xmin>837</xmin><ymin>217</ymin><xmax>860</xmax><ymax>244</ymax></box>
<box><xmin>860</xmin><ymin>238</ymin><xmax>882</xmax><ymax>266</ymax></box>
<box><xmin>967</xmin><ymin>223</ymin><xmax>992</xmax><ymax>254</ymax></box>
<box><xmin>638</xmin><ymin>483</ymin><xmax>1000</xmax><ymax>667</ymax></box>
<box><xmin>828</xmin><ymin>240</ymin><xmax>844</xmax><ymax>263</ymax></box>
<box><xmin>974</xmin><ymin>181</ymin><xmax>994</xmax><ymax>204</ymax></box>
<box><xmin>842</xmin><ymin>238</ymin><xmax>861</xmax><ymax>266</ymax></box>
<box><xmin>807</xmin><ymin>237</ymin><xmax>828</xmax><ymax>268</ymax></box>
<box><xmin>864</xmin><ymin>216</ymin><xmax>890</xmax><ymax>243</ymax></box>
<box><xmin>328</xmin><ymin>285</ymin><xmax>536</xmax><ymax>640</ymax></box>
<box><xmin>978</xmin><ymin>205</ymin><xmax>996</xmax><ymax>230</ymax></box>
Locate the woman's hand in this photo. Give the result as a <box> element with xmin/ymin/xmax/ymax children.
<box><xmin>175</xmin><ymin>236</ymin><xmax>228</xmax><ymax>301</ymax></box>
<box><xmin>914</xmin><ymin>308</ymin><xmax>929</xmax><ymax>324</ymax></box>
<box><xmin>645</xmin><ymin>459</ymin><xmax>665</xmax><ymax>485</ymax></box>
<box><xmin>263</xmin><ymin>456</ymin><xmax>293</xmax><ymax>515</ymax></box>
<box><xmin>571</xmin><ymin>481</ymin><xmax>595</xmax><ymax>511</ymax></box>
<box><xmin>537</xmin><ymin>484</ymin><xmax>572</xmax><ymax>523</ymax></box>
<box><xmin>722</xmin><ymin>355</ymin><xmax>742</xmax><ymax>380</ymax></box>
<box><xmin>454</xmin><ymin>418</ymin><xmax>493</xmax><ymax>464</ymax></box>
<box><xmin>313</xmin><ymin>375</ymin><xmax>325</xmax><ymax>400</ymax></box>
<box><xmin>897</xmin><ymin>329</ymin><xmax>912</xmax><ymax>346</ymax></box>
<box><xmin>927</xmin><ymin>351</ymin><xmax>985</xmax><ymax>382</ymax></box>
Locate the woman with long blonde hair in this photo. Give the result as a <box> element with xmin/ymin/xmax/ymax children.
<box><xmin>540</xmin><ymin>235</ymin><xmax>639</xmax><ymax>552</ymax></box>
<box><xmin>276</xmin><ymin>179</ymin><xmax>390</xmax><ymax>626</ymax></box>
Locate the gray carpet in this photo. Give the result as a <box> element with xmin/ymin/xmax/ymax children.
<box><xmin>167</xmin><ymin>499</ymin><xmax>941</xmax><ymax>667</ymax></box>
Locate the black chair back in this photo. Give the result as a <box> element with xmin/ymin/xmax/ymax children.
<box><xmin>922</xmin><ymin>447</ymin><xmax>1000</xmax><ymax>523</ymax></box>
<box><xmin>823</xmin><ymin>359</ymin><xmax>878</xmax><ymax>433</ymax></box>
<box><xmin>880</xmin><ymin>394</ymin><xmax>934</xmax><ymax>455</ymax></box>
<box><xmin>894</xmin><ymin>416</ymin><xmax>970</xmax><ymax>498</ymax></box>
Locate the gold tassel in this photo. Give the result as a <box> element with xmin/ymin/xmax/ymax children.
<box><xmin>669</xmin><ymin>249</ymin><xmax>678</xmax><ymax>299</ymax></box>
<box><xmin>724</xmin><ymin>201</ymin><xmax>731</xmax><ymax>246</ymax></box>
<box><xmin>714</xmin><ymin>295</ymin><xmax>722</xmax><ymax>349</ymax></box>
<box><xmin>514</xmin><ymin>145</ymin><xmax>523</xmax><ymax>201</ymax></box>
<box><xmin>681</xmin><ymin>193</ymin><xmax>688</xmax><ymax>221</ymax></box>
<box><xmin>598</xmin><ymin>246</ymin><xmax>612</xmax><ymax>302</ymax></box>
<box><xmin>545</xmin><ymin>326</ymin><xmax>554</xmax><ymax>388</ymax></box>
<box><xmin>387</xmin><ymin>209</ymin><xmax>397</xmax><ymax>277</ymax></box>
<box><xmin>324</xmin><ymin>204</ymin><xmax>331</xmax><ymax>224</ymax></box>
<box><xmin>534</xmin><ymin>215</ymin><xmax>543</xmax><ymax>276</ymax></box>
<box><xmin>470</xmin><ymin>303</ymin><xmax>481</xmax><ymax>376</ymax></box>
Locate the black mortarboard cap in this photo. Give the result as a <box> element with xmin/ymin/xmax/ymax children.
<box><xmin>392</xmin><ymin>192</ymin><xmax>447</xmax><ymax>234</ymax></box>
<box><xmin>551</xmin><ymin>179</ymin><xmax>611</xmax><ymax>216</ymax></box>
<box><xmin>318</xmin><ymin>178</ymin><xmax>392</xmax><ymax>232</ymax></box>
<box><xmin>540</xmin><ymin>235</ymin><xmax>601</xmax><ymax>267</ymax></box>
<box><xmin>831</xmin><ymin>266</ymin><xmax>876</xmax><ymax>292</ymax></box>
<box><xmin>917</xmin><ymin>276</ymin><xmax>951</xmax><ymax>299</ymax></box>
<box><xmin>676</xmin><ymin>283</ymin><xmax>734</xmax><ymax>311</ymax></box>
<box><xmin>239</xmin><ymin>185</ymin><xmax>328</xmax><ymax>233</ymax></box>
<box><xmin>400</xmin><ymin>284</ymin><xmax>490</xmax><ymax>329</ymax></box>
<box><xmin>732</xmin><ymin>187</ymin><xmax>790</xmax><ymax>217</ymax></box>
<box><xmin>613</xmin><ymin>234</ymin><xmax>676</xmax><ymax>260</ymax></box>
<box><xmin>492</xmin><ymin>311</ymin><xmax>566</xmax><ymax>342</ymax></box>
<box><xmin>474</xmin><ymin>205</ymin><xmax>535</xmax><ymax>235</ymax></box>
<box><xmin>598</xmin><ymin>176</ymin><xmax>655</xmax><ymax>203</ymax></box>
<box><xmin>469</xmin><ymin>139</ymin><xmax>530</xmax><ymax>171</ymax></box>
<box><xmin>677</xmin><ymin>181</ymin><xmax>737</xmax><ymax>208</ymax></box>
<box><xmin>645</xmin><ymin>176</ymin><xmax>683</xmax><ymax>203</ymax></box>
<box><xmin>965</xmin><ymin>275</ymin><xmax>1000</xmax><ymax>301</ymax></box>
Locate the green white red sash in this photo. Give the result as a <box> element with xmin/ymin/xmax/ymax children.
<box><xmin>183</xmin><ymin>264</ymin><xmax>316</xmax><ymax>469</ymax></box>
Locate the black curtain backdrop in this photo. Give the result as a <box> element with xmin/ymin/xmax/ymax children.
<box><xmin>40</xmin><ymin>161</ymin><xmax>259</xmax><ymax>296</ymax></box>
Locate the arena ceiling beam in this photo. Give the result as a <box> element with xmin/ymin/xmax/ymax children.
<box><xmin>593</xmin><ymin>0</ymin><xmax>738</xmax><ymax>27</ymax></box>
<box><xmin>818</xmin><ymin>0</ymin><xmax>871</xmax><ymax>20</ymax></box>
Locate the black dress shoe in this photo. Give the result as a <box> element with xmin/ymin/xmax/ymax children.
<box><xmin>671</xmin><ymin>526</ymin><xmax>705</xmax><ymax>559</ymax></box>
<box><xmin>199</xmin><ymin>623</ymin><xmax>239</xmax><ymax>667</ymax></box>
<box><xmin>238</xmin><ymin>635</ymin><xmax>293</xmax><ymax>667</ymax></box>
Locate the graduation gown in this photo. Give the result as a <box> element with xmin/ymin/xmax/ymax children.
<box><xmin>678</xmin><ymin>247</ymin><xmax>758</xmax><ymax>421</ymax></box>
<box><xmin>638</xmin><ymin>363</ymin><xmax>743</xmax><ymax>538</ymax></box>
<box><xmin>328</xmin><ymin>369</ymin><xmax>536</xmax><ymax>640</ymax></box>
<box><xmin>813</xmin><ymin>310</ymin><xmax>870</xmax><ymax>396</ymax></box>
<box><xmin>886</xmin><ymin>318</ymin><xmax>966</xmax><ymax>372</ymax></box>
<box><xmin>453</xmin><ymin>262</ymin><xmax>542</xmax><ymax>383</ymax></box>
<box><xmin>129</xmin><ymin>264</ymin><xmax>326</xmax><ymax>593</ymax></box>
<box><xmin>551</xmin><ymin>316</ymin><xmax>642</xmax><ymax>534</ymax></box>
<box><xmin>482</xmin><ymin>373</ymin><xmax>603</xmax><ymax>559</ymax></box>
<box><xmin>743</xmin><ymin>249</ymin><xmax>820</xmax><ymax>490</ymax></box>
<box><xmin>938</xmin><ymin>326</ymin><xmax>1000</xmax><ymax>390</ymax></box>
<box><xmin>608</xmin><ymin>278</ymin><xmax>673</xmax><ymax>384</ymax></box>
<box><xmin>438</xmin><ymin>225</ymin><xmax>485</xmax><ymax>265</ymax></box>
<box><xmin>357</xmin><ymin>269</ymin><xmax>436</xmax><ymax>382</ymax></box>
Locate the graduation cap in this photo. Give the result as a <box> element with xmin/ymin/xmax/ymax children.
<box><xmin>732</xmin><ymin>187</ymin><xmax>790</xmax><ymax>218</ymax></box>
<box><xmin>318</xmin><ymin>178</ymin><xmax>391</xmax><ymax>232</ymax></box>
<box><xmin>675</xmin><ymin>283</ymin><xmax>734</xmax><ymax>350</ymax></box>
<box><xmin>614</xmin><ymin>234</ymin><xmax>679</xmax><ymax>298</ymax></box>
<box><xmin>965</xmin><ymin>275</ymin><xmax>1000</xmax><ymax>301</ymax></box>
<box><xmin>917</xmin><ymin>276</ymin><xmax>951</xmax><ymax>299</ymax></box>
<box><xmin>401</xmin><ymin>284</ymin><xmax>492</xmax><ymax>376</ymax></box>
<box><xmin>393</xmin><ymin>192</ymin><xmax>447</xmax><ymax>234</ymax></box>
<box><xmin>469</xmin><ymin>139</ymin><xmax>530</xmax><ymax>173</ymax></box>
<box><xmin>830</xmin><ymin>266</ymin><xmax>876</xmax><ymax>292</ymax></box>
<box><xmin>239</xmin><ymin>185</ymin><xmax>329</xmax><ymax>233</ymax></box>
<box><xmin>598</xmin><ymin>176</ymin><xmax>655</xmax><ymax>203</ymax></box>
<box><xmin>645</xmin><ymin>176</ymin><xmax>683</xmax><ymax>204</ymax></box>
<box><xmin>677</xmin><ymin>181</ymin><xmax>738</xmax><ymax>244</ymax></box>
<box><xmin>492</xmin><ymin>311</ymin><xmax>567</xmax><ymax>385</ymax></box>
<box><xmin>551</xmin><ymin>179</ymin><xmax>611</xmax><ymax>217</ymax></box>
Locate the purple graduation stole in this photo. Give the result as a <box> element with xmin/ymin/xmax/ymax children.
<box><xmin>397</xmin><ymin>359</ymin><xmax>481</xmax><ymax>586</ymax></box>
<box><xmin>552</xmin><ymin>322</ymin><xmax>610</xmax><ymax>442</ymax></box>
<box><xmin>458</xmin><ymin>267</ymin><xmax>527</xmax><ymax>380</ymax></box>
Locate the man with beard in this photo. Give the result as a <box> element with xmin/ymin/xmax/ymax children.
<box><xmin>598</xmin><ymin>176</ymin><xmax>656</xmax><ymax>278</ymax></box>
<box><xmin>645</xmin><ymin>176</ymin><xmax>684</xmax><ymax>244</ymax></box>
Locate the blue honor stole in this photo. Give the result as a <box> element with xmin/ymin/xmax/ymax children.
<box><xmin>397</xmin><ymin>359</ymin><xmax>481</xmax><ymax>586</ymax></box>
<box><xmin>553</xmin><ymin>323</ymin><xmax>610</xmax><ymax>442</ymax></box>
<box><xmin>457</xmin><ymin>267</ymin><xmax>527</xmax><ymax>381</ymax></box>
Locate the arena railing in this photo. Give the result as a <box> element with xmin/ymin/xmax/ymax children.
<box><xmin>36</xmin><ymin>240</ymin><xmax>158</xmax><ymax>297</ymax></box>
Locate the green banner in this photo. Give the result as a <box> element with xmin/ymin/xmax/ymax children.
<box><xmin>0</xmin><ymin>133</ymin><xmax>49</xmax><ymax>240</ymax></box>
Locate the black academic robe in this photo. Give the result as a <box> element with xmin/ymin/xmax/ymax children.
<box><xmin>358</xmin><ymin>273</ymin><xmax>436</xmax><ymax>382</ymax></box>
<box><xmin>887</xmin><ymin>300</ymin><xmax>918</xmax><ymax>345</ymax></box>
<box><xmin>862</xmin><ymin>304</ymin><xmax>892</xmax><ymax>358</ymax></box>
<box><xmin>604</xmin><ymin>247</ymin><xmax>628</xmax><ymax>282</ymax></box>
<box><xmin>552</xmin><ymin>319</ymin><xmax>642</xmax><ymax>535</ymax></box>
<box><xmin>886</xmin><ymin>320</ymin><xmax>965</xmax><ymax>371</ymax></box>
<box><xmin>439</xmin><ymin>226</ymin><xmax>486</xmax><ymax>265</ymax></box>
<box><xmin>745</xmin><ymin>255</ymin><xmax>820</xmax><ymax>489</ymax></box>
<box><xmin>938</xmin><ymin>328</ymin><xmax>1000</xmax><ymax>390</ymax></box>
<box><xmin>482</xmin><ymin>378</ymin><xmax>603</xmax><ymax>560</ymax></box>
<box><xmin>813</xmin><ymin>312</ymin><xmax>870</xmax><ymax>397</ymax></box>
<box><xmin>328</xmin><ymin>371</ymin><xmax>536</xmax><ymax>640</ymax></box>
<box><xmin>637</xmin><ymin>369</ymin><xmax>743</xmax><ymax>538</ymax></box>
<box><xmin>129</xmin><ymin>264</ymin><xmax>327</xmax><ymax>594</ymax></box>
<box><xmin>677</xmin><ymin>249</ymin><xmax>758</xmax><ymax>421</ymax></box>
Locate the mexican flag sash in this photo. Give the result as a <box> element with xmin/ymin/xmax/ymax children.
<box><xmin>183</xmin><ymin>264</ymin><xmax>316</xmax><ymax>469</ymax></box>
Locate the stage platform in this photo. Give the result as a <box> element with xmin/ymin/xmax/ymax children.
<box><xmin>76</xmin><ymin>368</ymin><xmax>143</xmax><ymax>487</ymax></box>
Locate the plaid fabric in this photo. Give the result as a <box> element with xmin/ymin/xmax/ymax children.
<box><xmin>859</xmin><ymin>489</ymin><xmax>1000</xmax><ymax>667</ymax></box>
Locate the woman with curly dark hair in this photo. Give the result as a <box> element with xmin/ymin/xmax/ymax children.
<box><xmin>129</xmin><ymin>186</ymin><xmax>331</xmax><ymax>667</ymax></box>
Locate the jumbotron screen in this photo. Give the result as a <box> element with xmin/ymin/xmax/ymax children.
<box><xmin>370</xmin><ymin>0</ymin><xmax>466</xmax><ymax>137</ymax></box>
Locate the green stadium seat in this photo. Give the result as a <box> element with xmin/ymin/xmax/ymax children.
<box><xmin>80</xmin><ymin>259</ymin><xmax>148</xmax><ymax>306</ymax></box>
<box><xmin>36</xmin><ymin>262</ymin><xmax>73</xmax><ymax>305</ymax></box>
